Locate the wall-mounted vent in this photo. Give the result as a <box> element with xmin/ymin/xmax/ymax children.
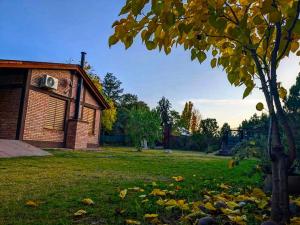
<box><xmin>40</xmin><ymin>75</ymin><xmax>58</xmax><ymax>90</ymax></box>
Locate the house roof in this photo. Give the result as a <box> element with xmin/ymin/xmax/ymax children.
<box><xmin>0</xmin><ymin>59</ymin><xmax>110</xmax><ymax>110</ymax></box>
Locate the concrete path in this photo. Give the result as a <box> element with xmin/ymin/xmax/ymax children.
<box><xmin>0</xmin><ymin>139</ymin><xmax>51</xmax><ymax>158</ymax></box>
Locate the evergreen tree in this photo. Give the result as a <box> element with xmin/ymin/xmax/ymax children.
<box><xmin>102</xmin><ymin>73</ymin><xmax>124</xmax><ymax>103</ymax></box>
<box><xmin>157</xmin><ymin>97</ymin><xmax>172</xmax><ymax>149</ymax></box>
<box><xmin>180</xmin><ymin>101</ymin><xmax>193</xmax><ymax>131</ymax></box>
<box><xmin>285</xmin><ymin>73</ymin><xmax>300</xmax><ymax>114</ymax></box>
<box><xmin>220</xmin><ymin>123</ymin><xmax>231</xmax><ymax>138</ymax></box>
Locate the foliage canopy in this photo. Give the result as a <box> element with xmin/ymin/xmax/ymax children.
<box><xmin>110</xmin><ymin>0</ymin><xmax>300</xmax><ymax>99</ymax></box>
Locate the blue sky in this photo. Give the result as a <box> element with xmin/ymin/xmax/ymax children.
<box><xmin>0</xmin><ymin>0</ymin><xmax>298</xmax><ymax>127</ymax></box>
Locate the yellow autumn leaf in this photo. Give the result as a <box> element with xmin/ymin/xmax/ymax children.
<box><xmin>177</xmin><ymin>199</ymin><xmax>189</xmax><ymax>210</ymax></box>
<box><xmin>74</xmin><ymin>209</ymin><xmax>87</xmax><ymax>217</ymax></box>
<box><xmin>119</xmin><ymin>189</ymin><xmax>128</xmax><ymax>199</ymax></box>
<box><xmin>226</xmin><ymin>201</ymin><xmax>240</xmax><ymax>209</ymax></box>
<box><xmin>257</xmin><ymin>199</ymin><xmax>269</xmax><ymax>209</ymax></box>
<box><xmin>269</xmin><ymin>10</ymin><xmax>281</xmax><ymax>23</ymax></box>
<box><xmin>291</xmin><ymin>42</ymin><xmax>299</xmax><ymax>53</ymax></box>
<box><xmin>165</xmin><ymin>199</ymin><xmax>178</xmax><ymax>206</ymax></box>
<box><xmin>172</xmin><ymin>176</ymin><xmax>184</xmax><ymax>182</ymax></box>
<box><xmin>25</xmin><ymin>200</ymin><xmax>38</xmax><ymax>207</ymax></box>
<box><xmin>228</xmin><ymin>215</ymin><xmax>247</xmax><ymax>225</ymax></box>
<box><xmin>156</xmin><ymin>199</ymin><xmax>165</xmax><ymax>206</ymax></box>
<box><xmin>191</xmin><ymin>201</ymin><xmax>203</xmax><ymax>212</ymax></box>
<box><xmin>235</xmin><ymin>195</ymin><xmax>253</xmax><ymax>202</ymax></box>
<box><xmin>150</xmin><ymin>189</ymin><xmax>166</xmax><ymax>196</ymax></box>
<box><xmin>126</xmin><ymin>219</ymin><xmax>141</xmax><ymax>225</ymax></box>
<box><xmin>220</xmin><ymin>183</ymin><xmax>231</xmax><ymax>189</ymax></box>
<box><xmin>256</xmin><ymin>102</ymin><xmax>264</xmax><ymax>111</ymax></box>
<box><xmin>204</xmin><ymin>202</ymin><xmax>217</xmax><ymax>211</ymax></box>
<box><xmin>81</xmin><ymin>198</ymin><xmax>95</xmax><ymax>205</ymax></box>
<box><xmin>221</xmin><ymin>208</ymin><xmax>241</xmax><ymax>215</ymax></box>
<box><xmin>144</xmin><ymin>214</ymin><xmax>159</xmax><ymax>219</ymax></box>
<box><xmin>251</xmin><ymin>188</ymin><xmax>267</xmax><ymax>199</ymax></box>
<box><xmin>278</xmin><ymin>87</ymin><xmax>287</xmax><ymax>100</ymax></box>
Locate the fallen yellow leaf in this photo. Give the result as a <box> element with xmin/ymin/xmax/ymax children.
<box><xmin>228</xmin><ymin>215</ymin><xmax>247</xmax><ymax>225</ymax></box>
<box><xmin>172</xmin><ymin>176</ymin><xmax>184</xmax><ymax>182</ymax></box>
<box><xmin>119</xmin><ymin>189</ymin><xmax>127</xmax><ymax>199</ymax></box>
<box><xmin>221</xmin><ymin>208</ymin><xmax>241</xmax><ymax>215</ymax></box>
<box><xmin>156</xmin><ymin>199</ymin><xmax>165</xmax><ymax>206</ymax></box>
<box><xmin>251</xmin><ymin>188</ymin><xmax>266</xmax><ymax>199</ymax></box>
<box><xmin>25</xmin><ymin>200</ymin><xmax>38</xmax><ymax>207</ymax></box>
<box><xmin>220</xmin><ymin>183</ymin><xmax>231</xmax><ymax>189</ymax></box>
<box><xmin>144</xmin><ymin>214</ymin><xmax>159</xmax><ymax>220</ymax></box>
<box><xmin>226</xmin><ymin>201</ymin><xmax>239</xmax><ymax>210</ymax></box>
<box><xmin>204</xmin><ymin>202</ymin><xmax>217</xmax><ymax>211</ymax></box>
<box><xmin>177</xmin><ymin>199</ymin><xmax>189</xmax><ymax>210</ymax></box>
<box><xmin>150</xmin><ymin>189</ymin><xmax>166</xmax><ymax>196</ymax></box>
<box><xmin>165</xmin><ymin>199</ymin><xmax>177</xmax><ymax>206</ymax></box>
<box><xmin>126</xmin><ymin>219</ymin><xmax>141</xmax><ymax>224</ymax></box>
<box><xmin>74</xmin><ymin>209</ymin><xmax>87</xmax><ymax>217</ymax></box>
<box><xmin>81</xmin><ymin>198</ymin><xmax>95</xmax><ymax>205</ymax></box>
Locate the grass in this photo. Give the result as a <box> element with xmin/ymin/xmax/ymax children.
<box><xmin>0</xmin><ymin>146</ymin><xmax>261</xmax><ymax>225</ymax></box>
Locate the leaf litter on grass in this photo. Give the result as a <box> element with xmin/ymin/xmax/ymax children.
<box><xmin>115</xmin><ymin>175</ymin><xmax>300</xmax><ymax>225</ymax></box>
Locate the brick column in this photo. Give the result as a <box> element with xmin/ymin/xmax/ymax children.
<box><xmin>66</xmin><ymin>119</ymin><xmax>88</xmax><ymax>149</ymax></box>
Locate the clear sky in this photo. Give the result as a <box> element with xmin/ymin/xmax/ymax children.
<box><xmin>0</xmin><ymin>0</ymin><xmax>298</xmax><ymax>127</ymax></box>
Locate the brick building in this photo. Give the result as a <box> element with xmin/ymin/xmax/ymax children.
<box><xmin>0</xmin><ymin>55</ymin><xmax>109</xmax><ymax>149</ymax></box>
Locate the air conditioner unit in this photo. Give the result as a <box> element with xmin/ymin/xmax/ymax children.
<box><xmin>40</xmin><ymin>75</ymin><xmax>58</xmax><ymax>90</ymax></box>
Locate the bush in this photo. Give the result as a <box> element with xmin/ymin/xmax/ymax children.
<box><xmin>169</xmin><ymin>133</ymin><xmax>220</xmax><ymax>152</ymax></box>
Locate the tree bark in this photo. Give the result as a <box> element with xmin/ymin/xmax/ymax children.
<box><xmin>251</xmin><ymin>49</ymin><xmax>291</xmax><ymax>224</ymax></box>
<box><xmin>270</xmin><ymin>117</ymin><xmax>285</xmax><ymax>223</ymax></box>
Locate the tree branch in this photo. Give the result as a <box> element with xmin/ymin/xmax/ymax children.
<box><xmin>277</xmin><ymin>0</ymin><xmax>300</xmax><ymax>62</ymax></box>
<box><xmin>225</xmin><ymin>2</ymin><xmax>240</xmax><ymax>24</ymax></box>
<box><xmin>269</xmin><ymin>16</ymin><xmax>297</xmax><ymax>166</ymax></box>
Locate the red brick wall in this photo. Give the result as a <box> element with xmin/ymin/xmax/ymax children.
<box><xmin>23</xmin><ymin>69</ymin><xmax>72</xmax><ymax>146</ymax></box>
<box><xmin>85</xmin><ymin>89</ymin><xmax>100</xmax><ymax>106</ymax></box>
<box><xmin>22</xmin><ymin>69</ymin><xmax>102</xmax><ymax>149</ymax></box>
<box><xmin>23</xmin><ymin>90</ymin><xmax>65</xmax><ymax>143</ymax></box>
<box><xmin>66</xmin><ymin>120</ymin><xmax>88</xmax><ymax>149</ymax></box>
<box><xmin>31</xmin><ymin>69</ymin><xmax>72</xmax><ymax>97</ymax></box>
<box><xmin>83</xmin><ymin>86</ymin><xmax>101</xmax><ymax>147</ymax></box>
<box><xmin>0</xmin><ymin>88</ymin><xmax>22</xmax><ymax>139</ymax></box>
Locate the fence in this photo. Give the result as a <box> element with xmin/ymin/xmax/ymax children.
<box><xmin>100</xmin><ymin>135</ymin><xmax>130</xmax><ymax>145</ymax></box>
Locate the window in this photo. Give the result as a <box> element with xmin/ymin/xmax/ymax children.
<box><xmin>44</xmin><ymin>97</ymin><xmax>66</xmax><ymax>131</ymax></box>
<box><xmin>83</xmin><ymin>107</ymin><xmax>96</xmax><ymax>135</ymax></box>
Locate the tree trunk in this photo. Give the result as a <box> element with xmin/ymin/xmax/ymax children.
<box><xmin>270</xmin><ymin>117</ymin><xmax>286</xmax><ymax>224</ymax></box>
<box><xmin>250</xmin><ymin>43</ymin><xmax>293</xmax><ymax>224</ymax></box>
<box><xmin>271</xmin><ymin>147</ymin><xmax>290</xmax><ymax>224</ymax></box>
<box><xmin>268</xmin><ymin>100</ymin><xmax>290</xmax><ymax>224</ymax></box>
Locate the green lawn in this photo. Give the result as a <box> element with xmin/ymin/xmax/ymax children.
<box><xmin>0</xmin><ymin>147</ymin><xmax>261</xmax><ymax>225</ymax></box>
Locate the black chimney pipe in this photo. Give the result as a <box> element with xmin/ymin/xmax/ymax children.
<box><xmin>80</xmin><ymin>52</ymin><xmax>86</xmax><ymax>68</ymax></box>
<box><xmin>75</xmin><ymin>52</ymin><xmax>86</xmax><ymax>120</ymax></box>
